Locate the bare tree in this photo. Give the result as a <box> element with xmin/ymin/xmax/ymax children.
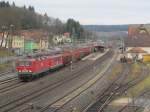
<box><xmin>0</xmin><ymin>26</ymin><xmax>7</xmax><ymax>48</ymax></box>
<box><xmin>4</xmin><ymin>31</ymin><xmax>9</xmax><ymax>48</ymax></box>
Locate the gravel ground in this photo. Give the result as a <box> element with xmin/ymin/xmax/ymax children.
<box><xmin>11</xmin><ymin>53</ymin><xmax>112</xmax><ymax>112</ymax></box>
<box><xmin>0</xmin><ymin>51</ymin><xmax>112</xmax><ymax>112</ymax></box>
<box><xmin>0</xmin><ymin>73</ymin><xmax>17</xmax><ymax>81</ymax></box>
<box><xmin>103</xmin><ymin>105</ymin><xmax>144</xmax><ymax>112</ymax></box>
<box><xmin>0</xmin><ymin>60</ymin><xmax>92</xmax><ymax>108</ymax></box>
<box><xmin>56</xmin><ymin>61</ymin><xmax>123</xmax><ymax>112</ymax></box>
<box><xmin>101</xmin><ymin>63</ymin><xmax>150</xmax><ymax>112</ymax></box>
<box><xmin>56</xmin><ymin>62</ymin><xmax>149</xmax><ymax>112</ymax></box>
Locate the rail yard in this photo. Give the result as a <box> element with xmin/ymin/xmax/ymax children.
<box><xmin>0</xmin><ymin>43</ymin><xmax>150</xmax><ymax>112</ymax></box>
<box><xmin>0</xmin><ymin>0</ymin><xmax>150</xmax><ymax>112</ymax></box>
<box><xmin>0</xmin><ymin>46</ymin><xmax>148</xmax><ymax>112</ymax></box>
<box><xmin>0</xmin><ymin>42</ymin><xmax>150</xmax><ymax>112</ymax></box>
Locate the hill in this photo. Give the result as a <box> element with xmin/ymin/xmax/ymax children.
<box><xmin>0</xmin><ymin>1</ymin><xmax>85</xmax><ymax>37</ymax></box>
<box><xmin>0</xmin><ymin>1</ymin><xmax>65</xmax><ymax>34</ymax></box>
<box><xmin>83</xmin><ymin>25</ymin><xmax>128</xmax><ymax>32</ymax></box>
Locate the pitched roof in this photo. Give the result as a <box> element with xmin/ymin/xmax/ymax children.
<box><xmin>127</xmin><ymin>47</ymin><xmax>147</xmax><ymax>53</ymax></box>
<box><xmin>0</xmin><ymin>29</ymin><xmax>49</xmax><ymax>42</ymax></box>
<box><xmin>125</xmin><ymin>24</ymin><xmax>150</xmax><ymax>47</ymax></box>
<box><xmin>128</xmin><ymin>24</ymin><xmax>150</xmax><ymax>37</ymax></box>
<box><xmin>17</xmin><ymin>29</ymin><xmax>49</xmax><ymax>41</ymax></box>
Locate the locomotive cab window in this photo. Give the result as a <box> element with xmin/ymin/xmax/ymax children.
<box><xmin>25</xmin><ymin>61</ymin><xmax>32</xmax><ymax>66</ymax></box>
<box><xmin>18</xmin><ymin>61</ymin><xmax>32</xmax><ymax>66</ymax></box>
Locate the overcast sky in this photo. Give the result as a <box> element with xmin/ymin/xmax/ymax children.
<box><xmin>7</xmin><ymin>0</ymin><xmax>150</xmax><ymax>25</ymax></box>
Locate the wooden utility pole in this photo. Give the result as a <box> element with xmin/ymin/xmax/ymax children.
<box><xmin>9</xmin><ymin>24</ymin><xmax>14</xmax><ymax>49</ymax></box>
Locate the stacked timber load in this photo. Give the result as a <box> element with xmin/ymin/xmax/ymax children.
<box><xmin>143</xmin><ymin>54</ymin><xmax>150</xmax><ymax>62</ymax></box>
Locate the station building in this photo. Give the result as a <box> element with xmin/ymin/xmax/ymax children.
<box><xmin>125</xmin><ymin>24</ymin><xmax>150</xmax><ymax>60</ymax></box>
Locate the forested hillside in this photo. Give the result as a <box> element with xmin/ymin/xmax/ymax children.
<box><xmin>0</xmin><ymin>1</ymin><xmax>49</xmax><ymax>30</ymax></box>
<box><xmin>0</xmin><ymin>1</ymin><xmax>85</xmax><ymax>37</ymax></box>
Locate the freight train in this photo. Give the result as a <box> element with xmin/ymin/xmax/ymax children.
<box><xmin>16</xmin><ymin>44</ymin><xmax>104</xmax><ymax>81</ymax></box>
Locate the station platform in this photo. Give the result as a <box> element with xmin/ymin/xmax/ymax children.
<box><xmin>82</xmin><ymin>49</ymin><xmax>109</xmax><ymax>61</ymax></box>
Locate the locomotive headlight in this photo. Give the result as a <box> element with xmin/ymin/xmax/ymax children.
<box><xmin>28</xmin><ymin>70</ymin><xmax>32</xmax><ymax>73</ymax></box>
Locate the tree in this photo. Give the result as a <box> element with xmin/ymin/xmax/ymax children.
<box><xmin>0</xmin><ymin>30</ymin><xmax>5</xmax><ymax>48</ymax></box>
<box><xmin>0</xmin><ymin>1</ymin><xmax>10</xmax><ymax>8</ymax></box>
<box><xmin>43</xmin><ymin>13</ymin><xmax>49</xmax><ymax>25</ymax></box>
<box><xmin>4</xmin><ymin>31</ymin><xmax>9</xmax><ymax>48</ymax></box>
<box><xmin>0</xmin><ymin>1</ymin><xmax>5</xmax><ymax>8</ymax></box>
<box><xmin>28</xmin><ymin>6</ymin><xmax>35</xmax><ymax>12</ymax></box>
<box><xmin>0</xmin><ymin>26</ymin><xmax>7</xmax><ymax>48</ymax></box>
<box><xmin>6</xmin><ymin>1</ymin><xmax>10</xmax><ymax>7</ymax></box>
<box><xmin>65</xmin><ymin>18</ymin><xmax>84</xmax><ymax>39</ymax></box>
<box><xmin>12</xmin><ymin>1</ymin><xmax>15</xmax><ymax>7</ymax></box>
<box><xmin>23</xmin><ymin>5</ymin><xmax>26</xmax><ymax>10</ymax></box>
<box><xmin>0</xmin><ymin>1</ymin><xmax>85</xmax><ymax>39</ymax></box>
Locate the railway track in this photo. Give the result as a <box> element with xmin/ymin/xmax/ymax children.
<box><xmin>0</xmin><ymin>77</ymin><xmax>18</xmax><ymax>85</ymax></box>
<box><xmin>112</xmin><ymin>65</ymin><xmax>149</xmax><ymax>112</ymax></box>
<box><xmin>0</xmin><ymin>75</ymin><xmax>25</xmax><ymax>94</ymax></box>
<box><xmin>117</xmin><ymin>78</ymin><xmax>150</xmax><ymax>112</ymax></box>
<box><xmin>0</xmin><ymin>81</ymin><xmax>24</xmax><ymax>94</ymax></box>
<box><xmin>24</xmin><ymin>50</ymin><xmax>116</xmax><ymax>112</ymax></box>
<box><xmin>0</xmin><ymin>50</ymin><xmax>114</xmax><ymax>112</ymax></box>
<box><xmin>0</xmin><ymin>69</ymin><xmax>18</xmax><ymax>86</ymax></box>
<box><xmin>0</xmin><ymin>70</ymin><xmax>12</xmax><ymax>77</ymax></box>
<box><xmin>117</xmin><ymin>88</ymin><xmax>150</xmax><ymax>112</ymax></box>
<box><xmin>132</xmin><ymin>88</ymin><xmax>150</xmax><ymax>112</ymax></box>
<box><xmin>82</xmin><ymin>63</ymin><xmax>131</xmax><ymax>112</ymax></box>
<box><xmin>52</xmin><ymin>67</ymin><xmax>124</xmax><ymax>112</ymax></box>
<box><xmin>85</xmin><ymin>64</ymin><xmax>149</xmax><ymax>112</ymax></box>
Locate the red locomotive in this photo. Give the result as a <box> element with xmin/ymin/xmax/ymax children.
<box><xmin>16</xmin><ymin>44</ymin><xmax>103</xmax><ymax>81</ymax></box>
<box><xmin>16</xmin><ymin>54</ymin><xmax>63</xmax><ymax>81</ymax></box>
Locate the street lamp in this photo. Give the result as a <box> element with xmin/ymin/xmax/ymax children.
<box><xmin>70</xmin><ymin>27</ymin><xmax>75</xmax><ymax>71</ymax></box>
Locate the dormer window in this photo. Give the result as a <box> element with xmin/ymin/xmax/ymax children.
<box><xmin>138</xmin><ymin>25</ymin><xmax>148</xmax><ymax>34</ymax></box>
